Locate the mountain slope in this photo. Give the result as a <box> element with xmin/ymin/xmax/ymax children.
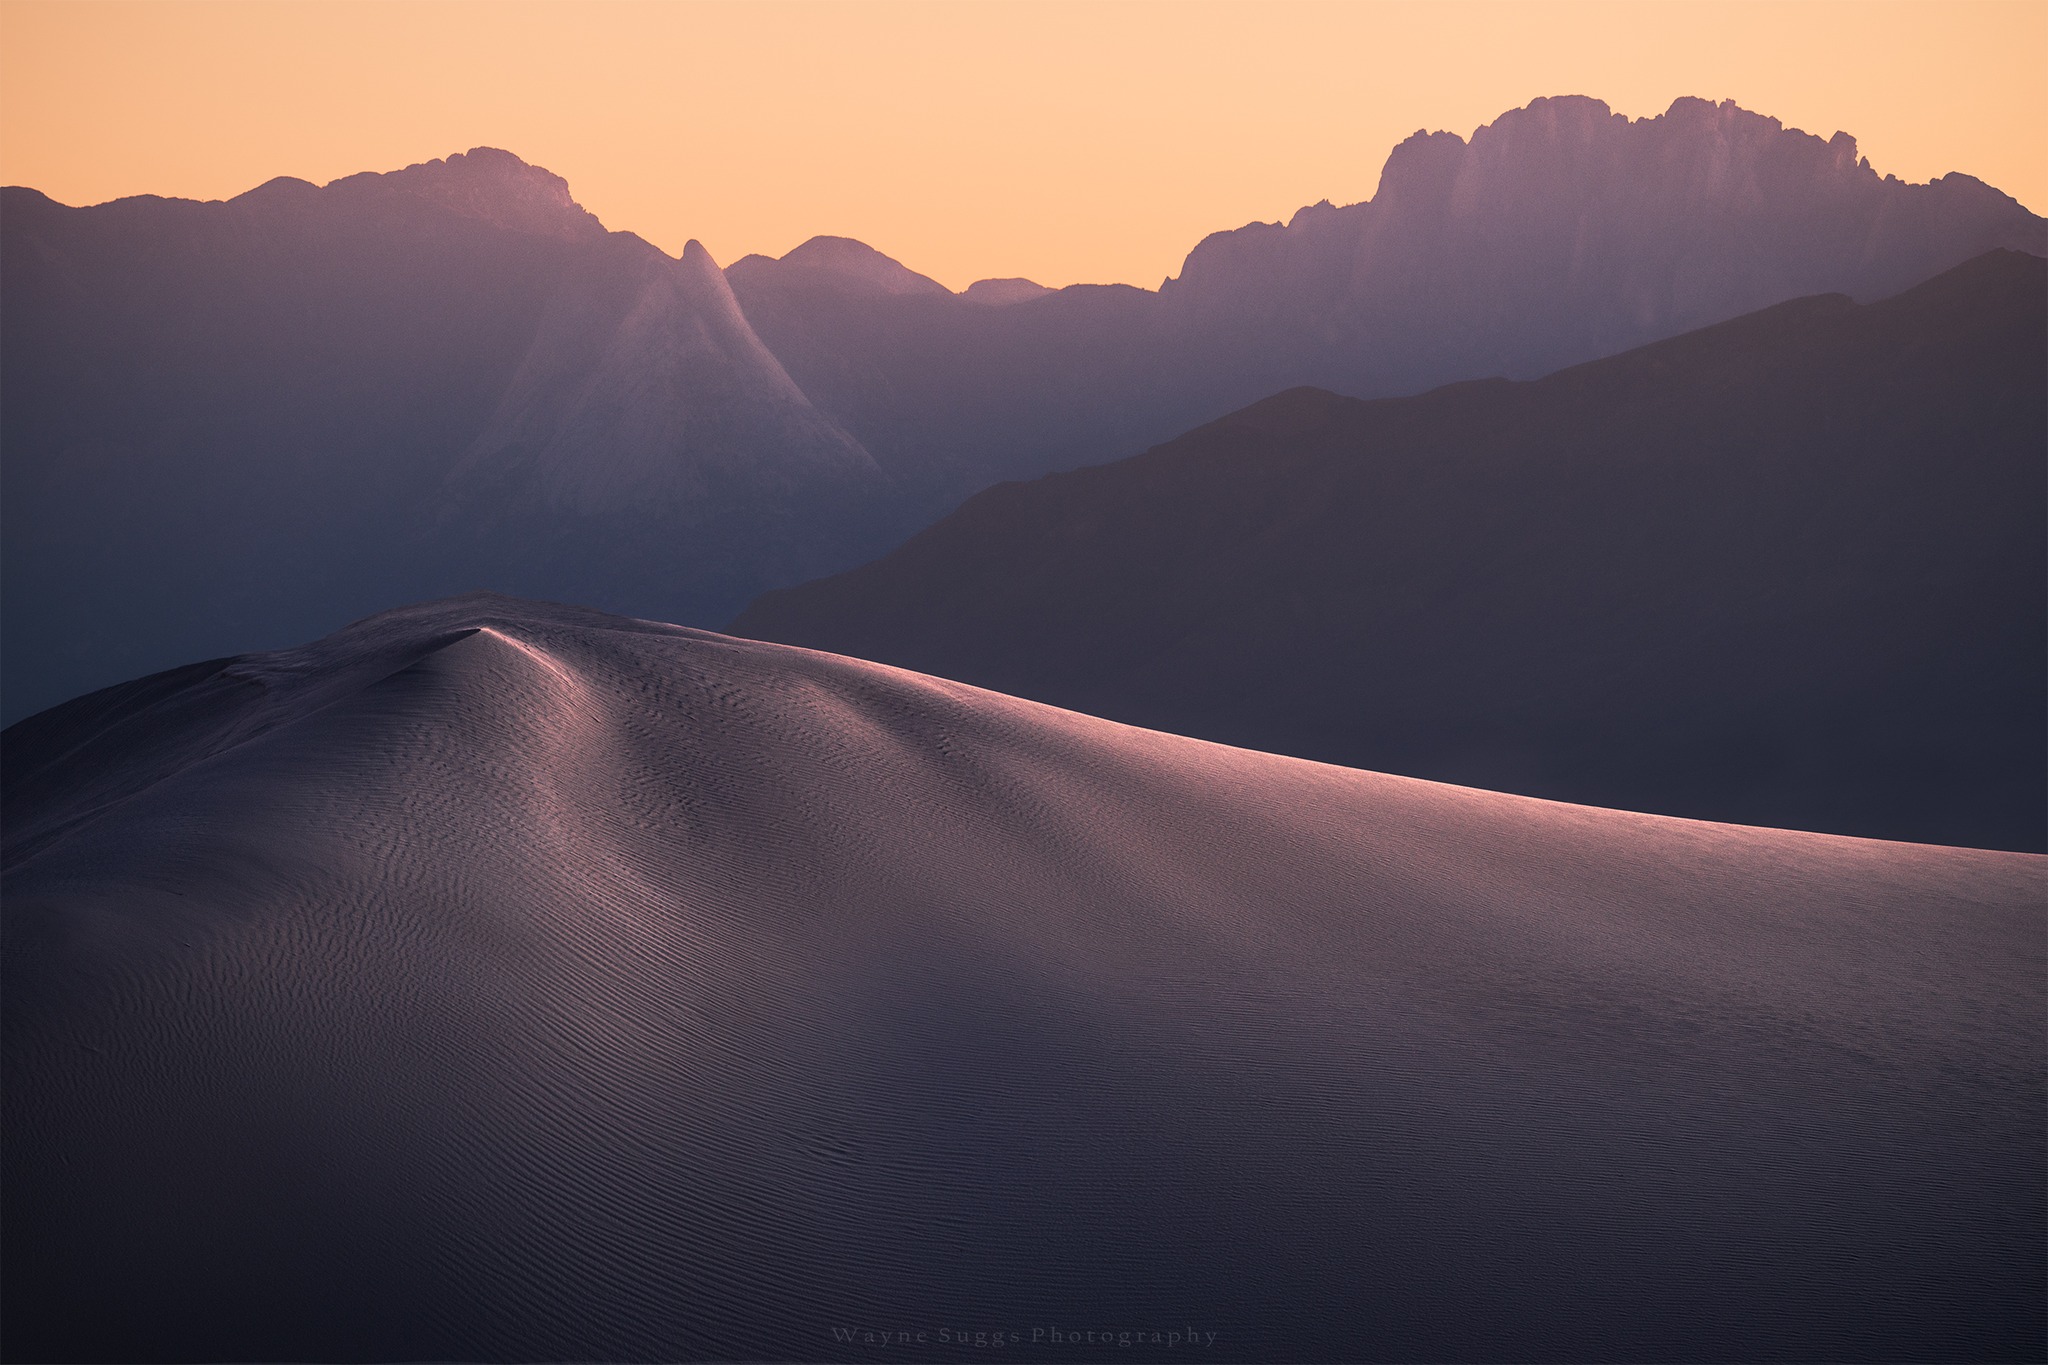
<box><xmin>0</xmin><ymin>150</ymin><xmax>880</xmax><ymax>724</ymax></box>
<box><xmin>5</xmin><ymin>595</ymin><xmax>2041</xmax><ymax>1362</ymax></box>
<box><xmin>728</xmin><ymin>97</ymin><xmax>2046</xmax><ymax>499</ymax></box>
<box><xmin>8</xmin><ymin>98</ymin><xmax>2041</xmax><ymax>723</ymax></box>
<box><xmin>1162</xmin><ymin>95</ymin><xmax>2048</xmax><ymax>397</ymax></box>
<box><xmin>725</xmin><ymin>243</ymin><xmax>1173</xmax><ymax>500</ymax></box>
<box><xmin>734</xmin><ymin>250</ymin><xmax>2048</xmax><ymax>852</ymax></box>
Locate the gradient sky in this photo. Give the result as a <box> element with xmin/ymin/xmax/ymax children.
<box><xmin>3</xmin><ymin>0</ymin><xmax>2041</xmax><ymax>289</ymax></box>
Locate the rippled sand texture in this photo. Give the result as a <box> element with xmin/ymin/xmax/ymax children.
<box><xmin>4</xmin><ymin>595</ymin><xmax>2041</xmax><ymax>1362</ymax></box>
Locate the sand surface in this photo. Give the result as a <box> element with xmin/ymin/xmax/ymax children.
<box><xmin>732</xmin><ymin>250</ymin><xmax>2048</xmax><ymax>853</ymax></box>
<box><xmin>4</xmin><ymin>595</ymin><xmax>2041</xmax><ymax>1361</ymax></box>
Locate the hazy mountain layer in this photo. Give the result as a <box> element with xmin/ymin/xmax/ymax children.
<box><xmin>0</xmin><ymin>150</ymin><xmax>880</xmax><ymax>724</ymax></box>
<box><xmin>7</xmin><ymin>97</ymin><xmax>2041</xmax><ymax>723</ymax></box>
<box><xmin>735</xmin><ymin>250</ymin><xmax>2048</xmax><ymax>852</ymax></box>
<box><xmin>5</xmin><ymin>595</ymin><xmax>2041</xmax><ymax>1361</ymax></box>
<box><xmin>728</xmin><ymin>97</ymin><xmax>2045</xmax><ymax>501</ymax></box>
<box><xmin>1164</xmin><ymin>95</ymin><xmax>2048</xmax><ymax>394</ymax></box>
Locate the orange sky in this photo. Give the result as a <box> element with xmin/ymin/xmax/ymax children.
<box><xmin>2</xmin><ymin>0</ymin><xmax>2042</xmax><ymax>290</ymax></box>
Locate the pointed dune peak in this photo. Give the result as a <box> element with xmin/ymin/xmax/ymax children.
<box><xmin>455</xmin><ymin>230</ymin><xmax>878</xmax><ymax>516</ymax></box>
<box><xmin>671</xmin><ymin>236</ymin><xmax>858</xmax><ymax>417</ymax></box>
<box><xmin>676</xmin><ymin>236</ymin><xmax>745</xmax><ymax>309</ymax></box>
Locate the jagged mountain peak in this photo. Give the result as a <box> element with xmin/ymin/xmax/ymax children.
<box><xmin>1346</xmin><ymin>94</ymin><xmax>2026</xmax><ymax>226</ymax></box>
<box><xmin>1163</xmin><ymin>92</ymin><xmax>2043</xmax><ymax>339</ymax></box>
<box><xmin>678</xmin><ymin>236</ymin><xmax>737</xmax><ymax>292</ymax></box>
<box><xmin>327</xmin><ymin>146</ymin><xmax>606</xmax><ymax>240</ymax></box>
<box><xmin>1368</xmin><ymin>93</ymin><xmax>1978</xmax><ymax>210</ymax></box>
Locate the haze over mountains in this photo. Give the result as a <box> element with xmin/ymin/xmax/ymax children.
<box><xmin>5</xmin><ymin>95</ymin><xmax>2042</xmax><ymax>722</ymax></box>
<box><xmin>728</xmin><ymin>95</ymin><xmax>2046</xmax><ymax>500</ymax></box>
<box><xmin>6</xmin><ymin>596</ymin><xmax>2041</xmax><ymax>1362</ymax></box>
<box><xmin>0</xmin><ymin>148</ymin><xmax>883</xmax><ymax>722</ymax></box>
<box><xmin>737</xmin><ymin>250</ymin><xmax>2048</xmax><ymax>853</ymax></box>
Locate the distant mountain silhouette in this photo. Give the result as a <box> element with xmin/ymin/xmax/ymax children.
<box><xmin>731</xmin><ymin>234</ymin><xmax>954</xmax><ymax>297</ymax></box>
<box><xmin>1</xmin><ymin>150</ymin><xmax>880</xmax><ymax>722</ymax></box>
<box><xmin>724</xmin><ymin>244</ymin><xmax>1172</xmax><ymax>500</ymax></box>
<box><xmin>1162</xmin><ymin>96</ymin><xmax>2048</xmax><ymax>397</ymax></box>
<box><xmin>734</xmin><ymin>250</ymin><xmax>2048</xmax><ymax>852</ymax></box>
<box><xmin>727</xmin><ymin>96</ymin><xmax>2045</xmax><ymax>503</ymax></box>
<box><xmin>961</xmin><ymin>276</ymin><xmax>1053</xmax><ymax>305</ymax></box>
<box><xmin>7</xmin><ymin>98</ymin><xmax>2042</xmax><ymax>720</ymax></box>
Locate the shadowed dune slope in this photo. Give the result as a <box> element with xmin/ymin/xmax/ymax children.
<box><xmin>735</xmin><ymin>250</ymin><xmax>2048</xmax><ymax>853</ymax></box>
<box><xmin>4</xmin><ymin>595</ymin><xmax>2042</xmax><ymax>1362</ymax></box>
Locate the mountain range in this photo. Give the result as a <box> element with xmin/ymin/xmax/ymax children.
<box><xmin>6</xmin><ymin>95</ymin><xmax>2042</xmax><ymax>722</ymax></box>
<box><xmin>734</xmin><ymin>96</ymin><xmax>2047</xmax><ymax>501</ymax></box>
<box><xmin>5</xmin><ymin>595</ymin><xmax>2040</xmax><ymax>1362</ymax></box>
<box><xmin>736</xmin><ymin>249</ymin><xmax>2048</xmax><ymax>852</ymax></box>
<box><xmin>1</xmin><ymin>149</ymin><xmax>884</xmax><ymax>723</ymax></box>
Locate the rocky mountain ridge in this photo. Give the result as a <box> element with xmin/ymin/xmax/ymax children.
<box><xmin>6</xmin><ymin>97</ymin><xmax>2041</xmax><ymax>724</ymax></box>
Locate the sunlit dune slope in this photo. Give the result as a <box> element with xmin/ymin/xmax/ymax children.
<box><xmin>4</xmin><ymin>595</ymin><xmax>2041</xmax><ymax>1363</ymax></box>
<box><xmin>734</xmin><ymin>249</ymin><xmax>2048</xmax><ymax>853</ymax></box>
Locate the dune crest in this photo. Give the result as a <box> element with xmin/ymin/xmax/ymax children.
<box><xmin>4</xmin><ymin>594</ymin><xmax>2042</xmax><ymax>1362</ymax></box>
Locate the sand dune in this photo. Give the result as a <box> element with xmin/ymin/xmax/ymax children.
<box><xmin>734</xmin><ymin>250</ymin><xmax>2048</xmax><ymax>853</ymax></box>
<box><xmin>4</xmin><ymin>595</ymin><xmax>2041</xmax><ymax>1362</ymax></box>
